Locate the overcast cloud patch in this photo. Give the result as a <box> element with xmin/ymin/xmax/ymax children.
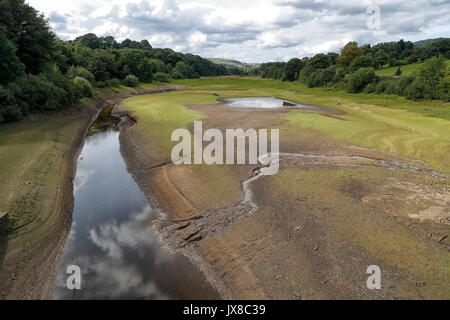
<box><xmin>29</xmin><ymin>0</ymin><xmax>450</xmax><ymax>62</ymax></box>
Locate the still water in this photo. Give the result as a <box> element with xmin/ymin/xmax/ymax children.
<box><xmin>52</xmin><ymin>105</ymin><xmax>217</xmax><ymax>299</ymax></box>
<box><xmin>224</xmin><ymin>97</ymin><xmax>301</xmax><ymax>109</ymax></box>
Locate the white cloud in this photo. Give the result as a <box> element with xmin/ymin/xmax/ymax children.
<box><xmin>28</xmin><ymin>0</ymin><xmax>450</xmax><ymax>62</ymax></box>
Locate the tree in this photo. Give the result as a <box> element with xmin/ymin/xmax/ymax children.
<box><xmin>124</xmin><ymin>74</ymin><xmax>139</xmax><ymax>87</ymax></box>
<box><xmin>119</xmin><ymin>49</ymin><xmax>153</xmax><ymax>82</ymax></box>
<box><xmin>283</xmin><ymin>58</ymin><xmax>304</xmax><ymax>81</ymax></box>
<box><xmin>0</xmin><ymin>27</ymin><xmax>24</xmax><ymax>85</ymax></box>
<box><xmin>410</xmin><ymin>56</ymin><xmax>447</xmax><ymax>99</ymax></box>
<box><xmin>337</xmin><ymin>43</ymin><xmax>364</xmax><ymax>68</ymax></box>
<box><xmin>88</xmin><ymin>50</ymin><xmax>118</xmax><ymax>81</ymax></box>
<box><xmin>140</xmin><ymin>39</ymin><xmax>152</xmax><ymax>50</ymax></box>
<box><xmin>349</xmin><ymin>55</ymin><xmax>375</xmax><ymax>72</ymax></box>
<box><xmin>346</xmin><ymin>68</ymin><xmax>376</xmax><ymax>93</ymax></box>
<box><xmin>74</xmin><ymin>33</ymin><xmax>102</xmax><ymax>49</ymax></box>
<box><xmin>0</xmin><ymin>0</ymin><xmax>55</xmax><ymax>73</ymax></box>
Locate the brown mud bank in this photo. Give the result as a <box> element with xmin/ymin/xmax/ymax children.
<box><xmin>0</xmin><ymin>86</ymin><xmax>183</xmax><ymax>300</ymax></box>
<box><xmin>118</xmin><ymin>96</ymin><xmax>450</xmax><ymax>299</ymax></box>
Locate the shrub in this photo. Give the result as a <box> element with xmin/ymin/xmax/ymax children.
<box><xmin>43</xmin><ymin>70</ymin><xmax>77</xmax><ymax>106</ymax></box>
<box><xmin>346</xmin><ymin>68</ymin><xmax>376</xmax><ymax>93</ymax></box>
<box><xmin>406</xmin><ymin>54</ymin><xmax>418</xmax><ymax>64</ymax></box>
<box><xmin>437</xmin><ymin>73</ymin><xmax>450</xmax><ymax>101</ymax></box>
<box><xmin>67</xmin><ymin>66</ymin><xmax>95</xmax><ymax>84</ymax></box>
<box><xmin>397</xmin><ymin>76</ymin><xmax>414</xmax><ymax>96</ymax></box>
<box><xmin>363</xmin><ymin>82</ymin><xmax>377</xmax><ymax>94</ymax></box>
<box><xmin>306</xmin><ymin>66</ymin><xmax>336</xmax><ymax>88</ymax></box>
<box><xmin>349</xmin><ymin>55</ymin><xmax>374</xmax><ymax>72</ymax></box>
<box><xmin>375</xmin><ymin>79</ymin><xmax>392</xmax><ymax>94</ymax></box>
<box><xmin>405</xmin><ymin>79</ymin><xmax>426</xmax><ymax>100</ymax></box>
<box><xmin>385</xmin><ymin>80</ymin><xmax>401</xmax><ymax>95</ymax></box>
<box><xmin>73</xmin><ymin>76</ymin><xmax>93</xmax><ymax>98</ymax></box>
<box><xmin>416</xmin><ymin>56</ymin><xmax>447</xmax><ymax>99</ymax></box>
<box><xmin>153</xmin><ymin>72</ymin><xmax>170</xmax><ymax>83</ymax></box>
<box><xmin>0</xmin><ymin>85</ymin><xmax>22</xmax><ymax>123</ymax></box>
<box><xmin>106</xmin><ymin>78</ymin><xmax>122</xmax><ymax>87</ymax></box>
<box><xmin>124</xmin><ymin>74</ymin><xmax>140</xmax><ymax>87</ymax></box>
<box><xmin>170</xmin><ymin>71</ymin><xmax>184</xmax><ymax>80</ymax></box>
<box><xmin>10</xmin><ymin>74</ymin><xmax>66</xmax><ymax>111</ymax></box>
<box><xmin>333</xmin><ymin>67</ymin><xmax>346</xmax><ymax>83</ymax></box>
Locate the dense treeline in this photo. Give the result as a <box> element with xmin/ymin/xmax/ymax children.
<box><xmin>0</xmin><ymin>0</ymin><xmax>235</xmax><ymax>124</ymax></box>
<box><xmin>257</xmin><ymin>39</ymin><xmax>449</xmax><ymax>101</ymax></box>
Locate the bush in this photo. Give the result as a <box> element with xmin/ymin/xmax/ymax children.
<box><xmin>397</xmin><ymin>76</ymin><xmax>414</xmax><ymax>96</ymax></box>
<box><xmin>67</xmin><ymin>66</ymin><xmax>95</xmax><ymax>84</ymax></box>
<box><xmin>416</xmin><ymin>56</ymin><xmax>447</xmax><ymax>100</ymax></box>
<box><xmin>346</xmin><ymin>68</ymin><xmax>376</xmax><ymax>93</ymax></box>
<box><xmin>375</xmin><ymin>79</ymin><xmax>392</xmax><ymax>94</ymax></box>
<box><xmin>333</xmin><ymin>67</ymin><xmax>346</xmax><ymax>83</ymax></box>
<box><xmin>306</xmin><ymin>66</ymin><xmax>336</xmax><ymax>88</ymax></box>
<box><xmin>170</xmin><ymin>71</ymin><xmax>184</xmax><ymax>80</ymax></box>
<box><xmin>0</xmin><ymin>85</ymin><xmax>22</xmax><ymax>123</ymax></box>
<box><xmin>405</xmin><ymin>54</ymin><xmax>418</xmax><ymax>64</ymax></box>
<box><xmin>349</xmin><ymin>55</ymin><xmax>374</xmax><ymax>72</ymax></box>
<box><xmin>124</xmin><ymin>74</ymin><xmax>140</xmax><ymax>87</ymax></box>
<box><xmin>73</xmin><ymin>76</ymin><xmax>93</xmax><ymax>98</ymax></box>
<box><xmin>10</xmin><ymin>74</ymin><xmax>66</xmax><ymax>111</ymax></box>
<box><xmin>405</xmin><ymin>79</ymin><xmax>426</xmax><ymax>100</ymax></box>
<box><xmin>385</xmin><ymin>81</ymin><xmax>400</xmax><ymax>95</ymax></box>
<box><xmin>106</xmin><ymin>78</ymin><xmax>122</xmax><ymax>87</ymax></box>
<box><xmin>43</xmin><ymin>70</ymin><xmax>77</xmax><ymax>106</ymax></box>
<box><xmin>153</xmin><ymin>72</ymin><xmax>170</xmax><ymax>83</ymax></box>
<box><xmin>437</xmin><ymin>73</ymin><xmax>450</xmax><ymax>101</ymax></box>
<box><xmin>363</xmin><ymin>82</ymin><xmax>377</xmax><ymax>94</ymax></box>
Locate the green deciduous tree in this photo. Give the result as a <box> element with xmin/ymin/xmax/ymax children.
<box><xmin>283</xmin><ymin>58</ymin><xmax>304</xmax><ymax>81</ymax></box>
<box><xmin>0</xmin><ymin>27</ymin><xmax>24</xmax><ymax>85</ymax></box>
<box><xmin>0</xmin><ymin>0</ymin><xmax>55</xmax><ymax>74</ymax></box>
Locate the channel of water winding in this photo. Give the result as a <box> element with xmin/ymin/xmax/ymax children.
<box><xmin>51</xmin><ymin>105</ymin><xmax>218</xmax><ymax>299</ymax></box>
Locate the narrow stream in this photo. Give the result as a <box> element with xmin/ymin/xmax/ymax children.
<box><xmin>52</xmin><ymin>105</ymin><xmax>218</xmax><ymax>299</ymax></box>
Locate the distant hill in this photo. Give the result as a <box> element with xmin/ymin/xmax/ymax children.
<box><xmin>208</xmin><ymin>58</ymin><xmax>259</xmax><ymax>68</ymax></box>
<box><xmin>413</xmin><ymin>38</ymin><xmax>447</xmax><ymax>48</ymax></box>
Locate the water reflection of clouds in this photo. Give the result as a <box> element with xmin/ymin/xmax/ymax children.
<box><xmin>73</xmin><ymin>167</ymin><xmax>94</xmax><ymax>193</ymax></box>
<box><xmin>54</xmin><ymin>205</ymin><xmax>173</xmax><ymax>299</ymax></box>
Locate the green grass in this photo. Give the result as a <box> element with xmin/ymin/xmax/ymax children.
<box><xmin>136</xmin><ymin>77</ymin><xmax>449</xmax><ymax>173</ymax></box>
<box><xmin>173</xmin><ymin>77</ymin><xmax>450</xmax><ymax>119</ymax></box>
<box><xmin>121</xmin><ymin>91</ymin><xmax>214</xmax><ymax>158</ymax></box>
<box><xmin>283</xmin><ymin>106</ymin><xmax>450</xmax><ymax>172</ymax></box>
<box><xmin>375</xmin><ymin>59</ymin><xmax>450</xmax><ymax>77</ymax></box>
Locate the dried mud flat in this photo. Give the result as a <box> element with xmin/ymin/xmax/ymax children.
<box><xmin>119</xmin><ymin>97</ymin><xmax>450</xmax><ymax>300</ymax></box>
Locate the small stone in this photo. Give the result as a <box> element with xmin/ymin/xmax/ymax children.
<box><xmin>0</xmin><ymin>212</ymin><xmax>8</xmax><ymax>223</ymax></box>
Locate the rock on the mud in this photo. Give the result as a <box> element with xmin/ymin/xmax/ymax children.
<box><xmin>0</xmin><ymin>212</ymin><xmax>8</xmax><ymax>223</ymax></box>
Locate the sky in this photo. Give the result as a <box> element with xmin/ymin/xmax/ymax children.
<box><xmin>28</xmin><ymin>0</ymin><xmax>450</xmax><ymax>63</ymax></box>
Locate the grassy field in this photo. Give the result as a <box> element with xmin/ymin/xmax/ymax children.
<box><xmin>122</xmin><ymin>77</ymin><xmax>449</xmax><ymax>173</ymax></box>
<box><xmin>375</xmin><ymin>59</ymin><xmax>450</xmax><ymax>77</ymax></box>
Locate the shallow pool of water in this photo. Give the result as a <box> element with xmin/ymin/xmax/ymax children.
<box><xmin>223</xmin><ymin>97</ymin><xmax>301</xmax><ymax>109</ymax></box>
<box><xmin>52</xmin><ymin>105</ymin><xmax>217</xmax><ymax>300</ymax></box>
